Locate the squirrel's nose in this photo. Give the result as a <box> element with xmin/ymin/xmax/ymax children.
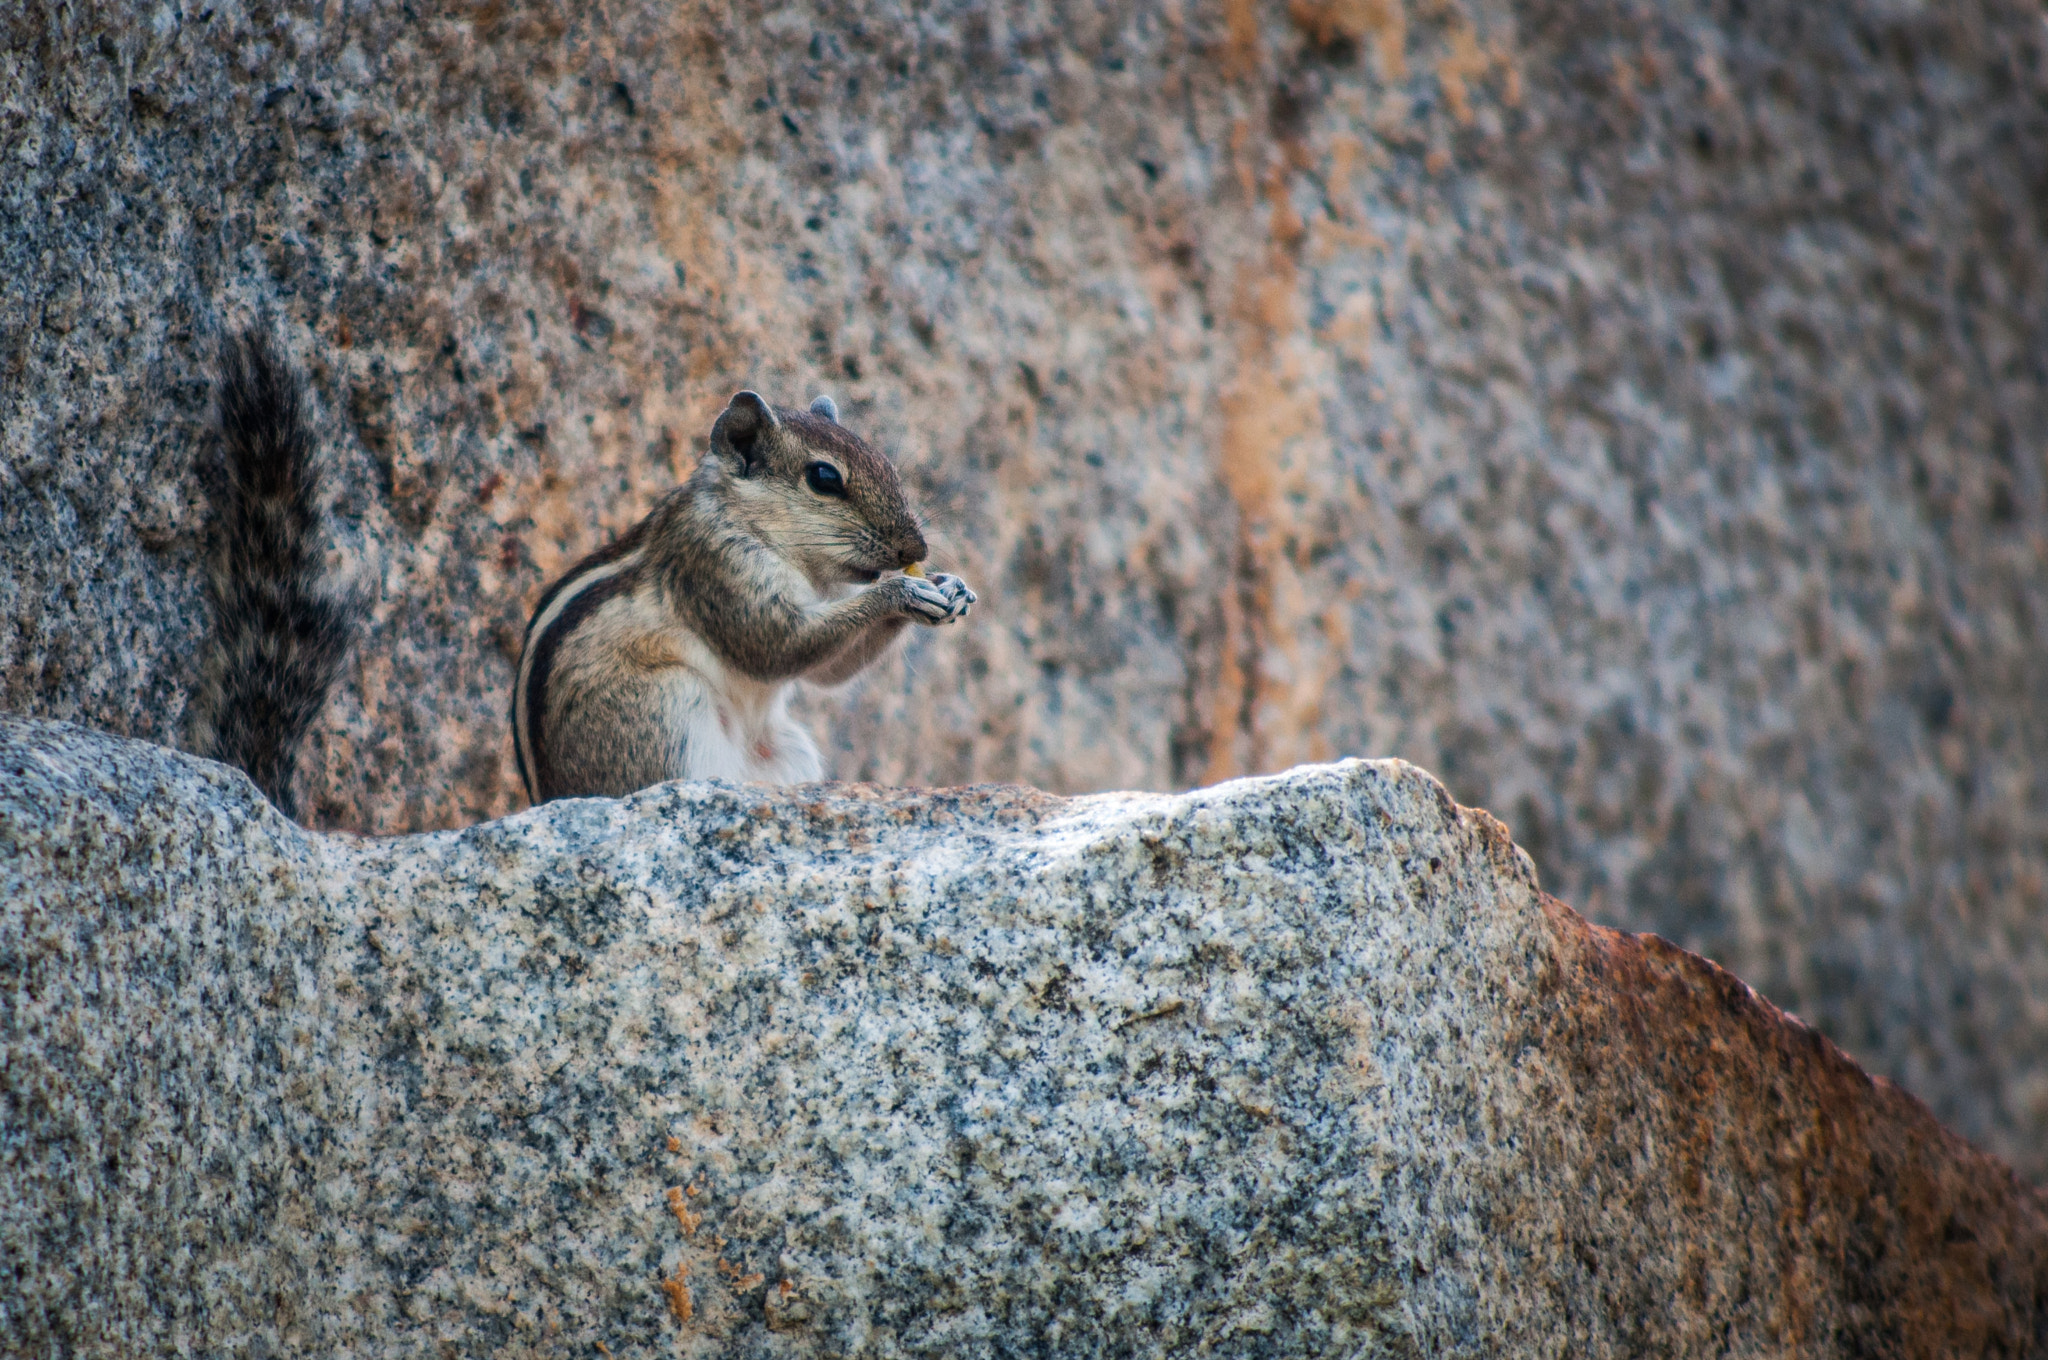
<box><xmin>897</xmin><ymin>531</ymin><xmax>928</xmax><ymax>569</ymax></box>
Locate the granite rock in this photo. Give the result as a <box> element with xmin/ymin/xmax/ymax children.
<box><xmin>4</xmin><ymin>715</ymin><xmax>2044</xmax><ymax>1356</ymax></box>
<box><xmin>3</xmin><ymin>0</ymin><xmax>2046</xmax><ymax>1181</ymax></box>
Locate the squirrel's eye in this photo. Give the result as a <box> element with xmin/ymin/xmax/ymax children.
<box><xmin>804</xmin><ymin>462</ymin><xmax>846</xmax><ymax>497</ymax></box>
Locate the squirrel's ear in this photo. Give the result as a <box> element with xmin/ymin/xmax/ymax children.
<box><xmin>712</xmin><ymin>391</ymin><xmax>779</xmax><ymax>475</ymax></box>
<box><xmin>809</xmin><ymin>394</ymin><xmax>839</xmax><ymax>423</ymax></box>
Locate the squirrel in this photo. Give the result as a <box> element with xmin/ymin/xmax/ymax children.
<box><xmin>512</xmin><ymin>391</ymin><xmax>976</xmax><ymax>804</ymax></box>
<box><xmin>188</xmin><ymin>330</ymin><xmax>362</xmax><ymax>821</ymax></box>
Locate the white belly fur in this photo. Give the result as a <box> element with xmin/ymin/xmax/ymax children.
<box><xmin>656</xmin><ymin>629</ymin><xmax>823</xmax><ymax>785</ymax></box>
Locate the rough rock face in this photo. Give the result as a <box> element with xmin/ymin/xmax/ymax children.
<box><xmin>3</xmin><ymin>0</ymin><xmax>2046</xmax><ymax>1180</ymax></box>
<box><xmin>4</xmin><ymin>716</ymin><xmax>2044</xmax><ymax>1356</ymax></box>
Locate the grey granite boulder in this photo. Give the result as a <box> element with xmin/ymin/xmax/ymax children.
<box><xmin>5</xmin><ymin>0</ymin><xmax>2047</xmax><ymax>1184</ymax></box>
<box><xmin>5</xmin><ymin>715</ymin><xmax>2042</xmax><ymax>1356</ymax></box>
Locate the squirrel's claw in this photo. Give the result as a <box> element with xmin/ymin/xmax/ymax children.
<box><xmin>902</xmin><ymin>572</ymin><xmax>975</xmax><ymax>623</ymax></box>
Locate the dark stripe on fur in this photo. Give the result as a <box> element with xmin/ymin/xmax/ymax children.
<box><xmin>511</xmin><ymin>520</ymin><xmax>654</xmax><ymax>802</ymax></box>
<box><xmin>190</xmin><ymin>330</ymin><xmax>359</xmax><ymax>820</ymax></box>
<box><xmin>518</xmin><ymin>561</ymin><xmax>640</xmax><ymax>804</ymax></box>
<box><xmin>519</xmin><ymin>521</ymin><xmax>652</xmax><ymax>652</ymax></box>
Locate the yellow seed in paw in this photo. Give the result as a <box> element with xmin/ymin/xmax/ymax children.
<box><xmin>904</xmin><ymin>562</ymin><xmax>926</xmax><ymax>577</ymax></box>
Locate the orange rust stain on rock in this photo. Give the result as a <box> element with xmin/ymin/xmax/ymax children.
<box><xmin>1326</xmin><ymin>134</ymin><xmax>1366</xmax><ymax>210</ymax></box>
<box><xmin>1208</xmin><ymin>243</ymin><xmax>1348</xmax><ymax>784</ymax></box>
<box><xmin>1229</xmin><ymin>118</ymin><xmax>1259</xmax><ymax>205</ymax></box>
<box><xmin>1288</xmin><ymin>0</ymin><xmax>1354</xmax><ymax>47</ymax></box>
<box><xmin>1435</xmin><ymin>23</ymin><xmax>1489</xmax><ymax>126</ymax></box>
<box><xmin>1292</xmin><ymin>0</ymin><xmax>1409</xmax><ymax>81</ymax></box>
<box><xmin>1216</xmin><ymin>284</ymin><xmax>1312</xmax><ymax>525</ymax></box>
<box><xmin>1366</xmin><ymin>0</ymin><xmax>1408</xmax><ymax>81</ymax></box>
<box><xmin>717</xmin><ymin>1257</ymin><xmax>766</xmax><ymax>1291</ymax></box>
<box><xmin>666</xmin><ymin>1185</ymin><xmax>703</xmax><ymax>1236</ymax></box>
<box><xmin>1264</xmin><ymin>164</ymin><xmax>1307</xmax><ymax>247</ymax></box>
<box><xmin>1530</xmin><ymin>892</ymin><xmax>2048</xmax><ymax>1352</ymax></box>
<box><xmin>1609</xmin><ymin>51</ymin><xmax>1641</xmax><ymax>114</ymax></box>
<box><xmin>658</xmin><ymin>1263</ymin><xmax>693</xmax><ymax>1324</ymax></box>
<box><xmin>501</xmin><ymin>3</ymin><xmax>758</xmax><ymax>615</ymax></box>
<box><xmin>1220</xmin><ymin>0</ymin><xmax>1260</xmax><ymax>78</ymax></box>
<box><xmin>1202</xmin><ymin>0</ymin><xmax>1465</xmax><ymax>787</ymax></box>
<box><xmin>1494</xmin><ymin>41</ymin><xmax>1524</xmax><ymax>107</ymax></box>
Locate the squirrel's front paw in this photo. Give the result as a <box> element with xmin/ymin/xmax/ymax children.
<box><xmin>927</xmin><ymin>572</ymin><xmax>976</xmax><ymax>622</ymax></box>
<box><xmin>899</xmin><ymin>572</ymin><xmax>976</xmax><ymax>624</ymax></box>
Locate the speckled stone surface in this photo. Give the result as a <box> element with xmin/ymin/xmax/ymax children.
<box><xmin>5</xmin><ymin>716</ymin><xmax>2043</xmax><ymax>1356</ymax></box>
<box><xmin>4</xmin><ymin>0</ymin><xmax>2046</xmax><ymax>1181</ymax></box>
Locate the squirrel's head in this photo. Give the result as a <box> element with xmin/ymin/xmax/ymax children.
<box><xmin>708</xmin><ymin>390</ymin><xmax>929</xmax><ymax>586</ymax></box>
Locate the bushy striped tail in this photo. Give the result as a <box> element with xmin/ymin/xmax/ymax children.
<box><xmin>188</xmin><ymin>330</ymin><xmax>360</xmax><ymax>821</ymax></box>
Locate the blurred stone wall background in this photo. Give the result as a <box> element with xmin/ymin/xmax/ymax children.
<box><xmin>3</xmin><ymin>0</ymin><xmax>2044</xmax><ymax>1175</ymax></box>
